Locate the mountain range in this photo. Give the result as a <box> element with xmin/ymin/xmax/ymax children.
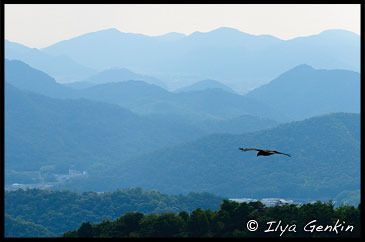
<box><xmin>4</xmin><ymin>29</ymin><xmax>360</xmax><ymax>204</ymax></box>
<box><xmin>5</xmin><ymin>59</ymin><xmax>359</xmax><ymax>122</ymax></box>
<box><xmin>5</xmin><ymin>27</ymin><xmax>359</xmax><ymax>93</ymax></box>
<box><xmin>4</xmin><ymin>59</ymin><xmax>288</xmax><ymax>122</ymax></box>
<box><xmin>6</xmin><ymin>60</ymin><xmax>359</xmax><ymax>201</ymax></box>
<box><xmin>39</xmin><ymin>27</ymin><xmax>360</xmax><ymax>92</ymax></box>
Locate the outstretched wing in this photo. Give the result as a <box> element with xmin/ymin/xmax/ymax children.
<box><xmin>239</xmin><ymin>148</ymin><xmax>263</xmax><ymax>152</ymax></box>
<box><xmin>272</xmin><ymin>150</ymin><xmax>291</xmax><ymax>157</ymax></box>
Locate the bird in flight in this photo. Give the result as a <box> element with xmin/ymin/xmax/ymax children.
<box><xmin>239</xmin><ymin>148</ymin><xmax>291</xmax><ymax>157</ymax></box>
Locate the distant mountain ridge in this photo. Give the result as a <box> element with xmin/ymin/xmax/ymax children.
<box><xmin>39</xmin><ymin>27</ymin><xmax>360</xmax><ymax>92</ymax></box>
<box><xmin>245</xmin><ymin>64</ymin><xmax>360</xmax><ymax>120</ymax></box>
<box><xmin>5</xmin><ymin>40</ymin><xmax>96</xmax><ymax>82</ymax></box>
<box><xmin>152</xmin><ymin>32</ymin><xmax>186</xmax><ymax>42</ymax></box>
<box><xmin>5</xmin><ymin>59</ymin><xmax>288</xmax><ymax>122</ymax></box>
<box><xmin>174</xmin><ymin>79</ymin><xmax>236</xmax><ymax>94</ymax></box>
<box><xmin>74</xmin><ymin>82</ymin><xmax>288</xmax><ymax>121</ymax></box>
<box><xmin>4</xmin><ymin>59</ymin><xmax>75</xmax><ymax>98</ymax></box>
<box><xmin>6</xmin><ymin>59</ymin><xmax>359</xmax><ymax>123</ymax></box>
<box><xmin>81</xmin><ymin>66</ymin><xmax>167</xmax><ymax>88</ymax></box>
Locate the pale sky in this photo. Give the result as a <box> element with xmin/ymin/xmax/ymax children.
<box><xmin>4</xmin><ymin>4</ymin><xmax>361</xmax><ymax>49</ymax></box>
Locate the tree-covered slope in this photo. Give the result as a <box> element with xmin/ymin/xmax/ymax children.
<box><xmin>92</xmin><ymin>113</ymin><xmax>360</xmax><ymax>200</ymax></box>
<box><xmin>4</xmin><ymin>82</ymin><xmax>206</xmax><ymax>173</ymax></box>
<box><xmin>5</xmin><ymin>188</ymin><xmax>225</xmax><ymax>236</ymax></box>
<box><xmin>5</xmin><ymin>214</ymin><xmax>55</xmax><ymax>238</ymax></box>
<box><xmin>62</xmin><ymin>200</ymin><xmax>361</xmax><ymax>238</ymax></box>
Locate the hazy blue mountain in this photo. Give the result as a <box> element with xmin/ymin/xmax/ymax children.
<box><xmin>7</xmin><ymin>58</ymin><xmax>359</xmax><ymax>124</ymax></box>
<box><xmin>5</xmin><ymin>40</ymin><xmax>96</xmax><ymax>82</ymax></box>
<box><xmin>152</xmin><ymin>32</ymin><xmax>186</xmax><ymax>42</ymax></box>
<box><xmin>141</xmin><ymin>113</ymin><xmax>279</xmax><ymax>138</ymax></box>
<box><xmin>76</xmin><ymin>80</ymin><xmax>174</xmax><ymax>112</ymax></box>
<box><xmin>198</xmin><ymin>114</ymin><xmax>278</xmax><ymax>134</ymax></box>
<box><xmin>63</xmin><ymin>81</ymin><xmax>97</xmax><ymax>89</ymax></box>
<box><xmin>76</xmin><ymin>82</ymin><xmax>288</xmax><ymax>122</ymax></box>
<box><xmin>174</xmin><ymin>79</ymin><xmax>236</xmax><ymax>94</ymax></box>
<box><xmin>81</xmin><ymin>112</ymin><xmax>359</xmax><ymax>201</ymax></box>
<box><xmin>41</xmin><ymin>27</ymin><xmax>359</xmax><ymax>92</ymax></box>
<box><xmin>4</xmin><ymin>82</ymin><xmax>207</xmax><ymax>174</ymax></box>
<box><xmin>5</xmin><ymin>59</ymin><xmax>76</xmax><ymax>98</ymax></box>
<box><xmin>81</xmin><ymin>66</ymin><xmax>167</xmax><ymax>88</ymax></box>
<box><xmin>173</xmin><ymin>89</ymin><xmax>289</xmax><ymax>121</ymax></box>
<box><xmin>273</xmin><ymin>29</ymin><xmax>360</xmax><ymax>71</ymax></box>
<box><xmin>5</xmin><ymin>59</ymin><xmax>286</xmax><ymax>122</ymax></box>
<box><xmin>41</xmin><ymin>28</ymin><xmax>162</xmax><ymax>73</ymax></box>
<box><xmin>245</xmin><ymin>64</ymin><xmax>360</xmax><ymax>120</ymax></box>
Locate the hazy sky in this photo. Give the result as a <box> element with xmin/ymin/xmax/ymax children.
<box><xmin>5</xmin><ymin>4</ymin><xmax>361</xmax><ymax>49</ymax></box>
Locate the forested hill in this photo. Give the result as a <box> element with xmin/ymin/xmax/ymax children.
<box><xmin>5</xmin><ymin>188</ymin><xmax>225</xmax><ymax>236</ymax></box>
<box><xmin>91</xmin><ymin>112</ymin><xmax>360</xmax><ymax>200</ymax></box>
<box><xmin>5</xmin><ymin>214</ymin><xmax>55</xmax><ymax>238</ymax></box>
<box><xmin>4</xmin><ymin>82</ymin><xmax>207</xmax><ymax>173</ymax></box>
<box><xmin>62</xmin><ymin>200</ymin><xmax>360</xmax><ymax>238</ymax></box>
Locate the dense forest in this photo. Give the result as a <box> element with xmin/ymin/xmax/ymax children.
<box><xmin>4</xmin><ymin>188</ymin><xmax>225</xmax><ymax>236</ymax></box>
<box><xmin>5</xmin><ymin>214</ymin><xmax>55</xmax><ymax>237</ymax></box>
<box><xmin>63</xmin><ymin>200</ymin><xmax>360</xmax><ymax>238</ymax></box>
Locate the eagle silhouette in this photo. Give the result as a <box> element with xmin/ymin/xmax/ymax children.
<box><xmin>239</xmin><ymin>147</ymin><xmax>291</xmax><ymax>157</ymax></box>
